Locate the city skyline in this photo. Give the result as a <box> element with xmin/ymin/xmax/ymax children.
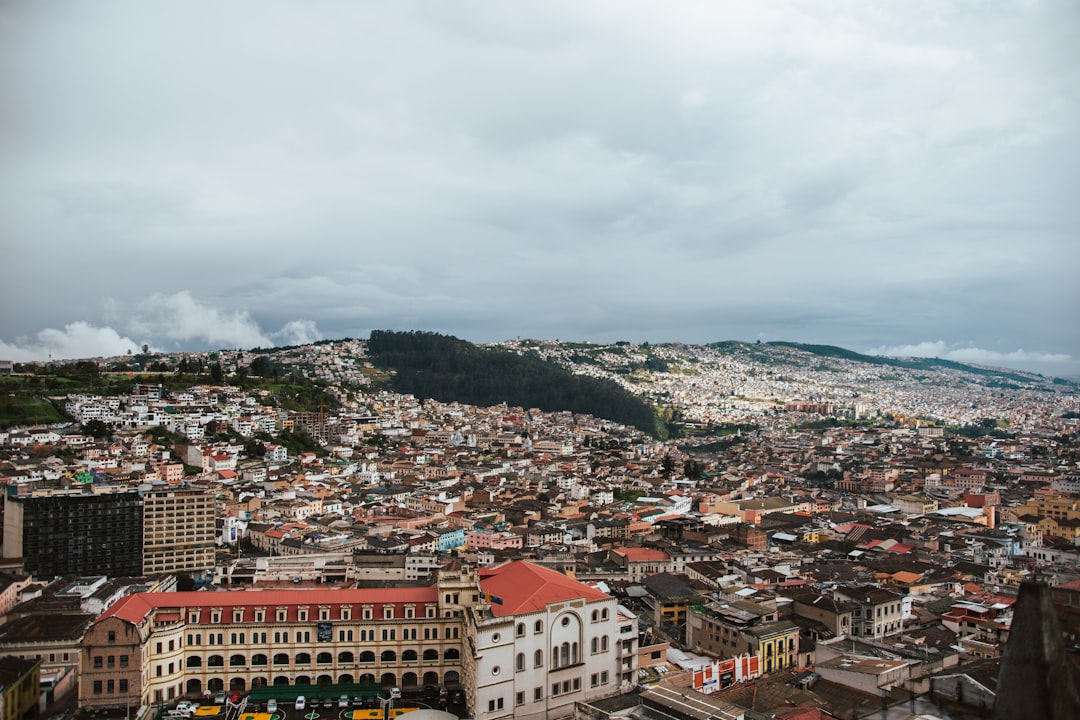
<box><xmin>2</xmin><ymin>1</ymin><xmax>1078</xmax><ymax>376</ymax></box>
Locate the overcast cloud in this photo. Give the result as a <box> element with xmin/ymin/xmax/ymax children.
<box><xmin>2</xmin><ymin>1</ymin><xmax>1078</xmax><ymax>376</ymax></box>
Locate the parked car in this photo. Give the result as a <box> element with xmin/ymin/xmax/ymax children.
<box><xmin>352</xmin><ymin>696</ymin><xmax>364</xmax><ymax>707</ymax></box>
<box><xmin>338</xmin><ymin>696</ymin><xmax>349</xmax><ymax>708</ymax></box>
<box><xmin>389</xmin><ymin>687</ymin><xmax>401</xmax><ymax>700</ymax></box>
<box><xmin>295</xmin><ymin>696</ymin><xmax>306</xmax><ymax>711</ymax></box>
<box><xmin>175</xmin><ymin>702</ymin><xmax>200</xmax><ymax>715</ymax></box>
<box><xmin>322</xmin><ymin>696</ymin><xmax>333</xmax><ymax>708</ymax></box>
<box><xmin>266</xmin><ymin>699</ymin><xmax>277</xmax><ymax>713</ymax></box>
<box><xmin>214</xmin><ymin>691</ymin><xmax>227</xmax><ymax>705</ymax></box>
<box><xmin>229</xmin><ymin>692</ymin><xmax>242</xmax><ymax>704</ymax></box>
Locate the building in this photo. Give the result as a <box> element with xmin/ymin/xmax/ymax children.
<box><xmin>2</xmin><ymin>487</ymin><xmax>143</xmax><ymax>579</ymax></box>
<box><xmin>686</xmin><ymin>599</ymin><xmax>800</xmax><ymax>674</ymax></box>
<box><xmin>75</xmin><ymin>550</ymin><xmax>636</xmax><ymax>717</ymax></box>
<box><xmin>78</xmin><ymin>569</ymin><xmax>478</xmax><ymax>711</ymax></box>
<box><xmin>832</xmin><ymin>585</ymin><xmax>905</xmax><ymax>640</ymax></box>
<box><xmin>463</xmin><ymin>561</ymin><xmax>636</xmax><ymax>720</ymax></box>
<box><xmin>0</xmin><ymin>656</ymin><xmax>41</xmax><ymax>720</ymax></box>
<box><xmin>142</xmin><ymin>487</ymin><xmax>216</xmax><ymax>578</ymax></box>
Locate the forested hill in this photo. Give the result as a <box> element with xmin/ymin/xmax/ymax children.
<box><xmin>366</xmin><ymin>330</ymin><xmax>667</xmax><ymax>438</ymax></box>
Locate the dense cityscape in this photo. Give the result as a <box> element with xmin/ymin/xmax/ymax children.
<box><xmin>0</xmin><ymin>337</ymin><xmax>1077</xmax><ymax>720</ymax></box>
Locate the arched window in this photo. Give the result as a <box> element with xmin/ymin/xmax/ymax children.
<box><xmin>591</xmin><ymin>610</ymin><xmax>599</xmax><ymax>622</ymax></box>
<box><xmin>601</xmin><ymin>635</ymin><xmax>608</xmax><ymax>652</ymax></box>
<box><xmin>360</xmin><ymin>651</ymin><xmax>375</xmax><ymax>663</ymax></box>
<box><xmin>295</xmin><ymin>653</ymin><xmax>311</xmax><ymax>665</ymax></box>
<box><xmin>230</xmin><ymin>654</ymin><xmax>245</xmax><ymax>666</ymax></box>
<box><xmin>382</xmin><ymin>650</ymin><xmax>397</xmax><ymax>662</ymax></box>
<box><xmin>444</xmin><ymin>648</ymin><xmax>460</xmax><ymax>661</ymax></box>
<box><xmin>560</xmin><ymin>643</ymin><xmax>569</xmax><ymax>668</ymax></box>
<box><xmin>251</xmin><ymin>654</ymin><xmax>268</xmax><ymax>666</ymax></box>
<box><xmin>516</xmin><ymin>653</ymin><xmax>525</xmax><ymax>672</ymax></box>
<box><xmin>423</xmin><ymin>649</ymin><xmax>438</xmax><ymax>661</ymax></box>
<box><xmin>534</xmin><ymin>650</ymin><xmax>543</xmax><ymax>667</ymax></box>
<box><xmin>551</xmin><ymin>645</ymin><xmax>559</xmax><ymax>669</ymax></box>
<box><xmin>208</xmin><ymin>655</ymin><xmax>225</xmax><ymax>667</ymax></box>
<box><xmin>591</xmin><ymin>637</ymin><xmax>599</xmax><ymax>654</ymax></box>
<box><xmin>402</xmin><ymin>650</ymin><xmax>417</xmax><ymax>662</ymax></box>
<box><xmin>381</xmin><ymin>672</ymin><xmax>396</xmax><ymax>687</ymax></box>
<box><xmin>273</xmin><ymin>653</ymin><xmax>289</xmax><ymax>665</ymax></box>
<box><xmin>186</xmin><ymin>656</ymin><xmax>202</xmax><ymax>668</ymax></box>
<box><xmin>516</xmin><ymin>623</ymin><xmax>525</xmax><ymax>637</ymax></box>
<box><xmin>534</xmin><ymin>620</ymin><xmax>543</xmax><ymax>633</ymax></box>
<box><xmin>338</xmin><ymin>652</ymin><xmax>354</xmax><ymax>664</ymax></box>
<box><xmin>317</xmin><ymin>652</ymin><xmax>333</xmax><ymax>664</ymax></box>
<box><xmin>601</xmin><ymin>608</ymin><xmax>609</xmax><ymax>621</ymax></box>
<box><xmin>572</xmin><ymin>642</ymin><xmax>579</xmax><ymax>664</ymax></box>
<box><xmin>402</xmin><ymin>672</ymin><xmax>418</xmax><ymax>687</ymax></box>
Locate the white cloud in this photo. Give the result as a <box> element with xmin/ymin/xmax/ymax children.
<box><xmin>0</xmin><ymin>321</ymin><xmax>140</xmax><ymax>362</ymax></box>
<box><xmin>867</xmin><ymin>340</ymin><xmax>1077</xmax><ymax>375</ymax></box>
<box><xmin>272</xmin><ymin>320</ymin><xmax>323</xmax><ymax>347</ymax></box>
<box><xmin>124</xmin><ymin>291</ymin><xmax>272</xmax><ymax>349</ymax></box>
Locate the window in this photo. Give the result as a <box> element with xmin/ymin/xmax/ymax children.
<box><xmin>516</xmin><ymin>692</ymin><xmax>524</xmax><ymax>706</ymax></box>
<box><xmin>516</xmin><ymin>623</ymin><xmax>525</xmax><ymax>637</ymax></box>
<box><xmin>492</xmin><ymin>665</ymin><xmax>500</xmax><ymax>676</ymax></box>
<box><xmin>94</xmin><ymin>657</ymin><xmax>103</xmax><ymax>669</ymax></box>
<box><xmin>119</xmin><ymin>679</ymin><xmax>128</xmax><ymax>693</ymax></box>
<box><xmin>299</xmin><ymin>610</ymin><xmax>308</xmax><ymax>622</ymax></box>
<box><xmin>406</xmin><ymin>606</ymin><xmax>414</xmax><ymax>619</ymax></box>
<box><xmin>492</xmin><ymin>633</ymin><xmax>500</xmax><ymax>643</ymax></box>
<box><xmin>601</xmin><ymin>608</ymin><xmax>609</xmax><ymax>621</ymax></box>
<box><xmin>119</xmin><ymin>655</ymin><xmax>128</xmax><ymax>668</ymax></box>
<box><xmin>534</xmin><ymin>650</ymin><xmax>543</xmax><ymax>667</ymax></box>
<box><xmin>601</xmin><ymin>635</ymin><xmax>609</xmax><ymax>652</ymax></box>
<box><xmin>107</xmin><ymin>631</ymin><xmax>116</xmax><ymax>643</ymax></box>
<box><xmin>591</xmin><ymin>638</ymin><xmax>599</xmax><ymax>654</ymax></box>
<box><xmin>534</xmin><ymin>688</ymin><xmax>542</xmax><ymax>702</ymax></box>
<box><xmin>93</xmin><ymin>681</ymin><xmax>103</xmax><ymax>694</ymax></box>
<box><xmin>363</xmin><ymin>607</ymin><xmax>373</xmax><ymax>620</ymax></box>
<box><xmin>320</xmin><ymin>609</ymin><xmax>329</xmax><ymax>621</ymax></box>
<box><xmin>234</xmin><ymin>610</ymin><xmax>243</xmax><ymax>622</ymax></box>
<box><xmin>534</xmin><ymin>620</ymin><xmax>543</xmax><ymax>633</ymax></box>
<box><xmin>385</xmin><ymin>606</ymin><xmax>394</xmax><ymax>619</ymax></box>
<box><xmin>591</xmin><ymin>610</ymin><xmax>599</xmax><ymax>622</ymax></box>
<box><xmin>561</xmin><ymin>617</ymin><xmax>570</xmax><ymax>627</ymax></box>
<box><xmin>516</xmin><ymin>654</ymin><xmax>525</xmax><ymax>672</ymax></box>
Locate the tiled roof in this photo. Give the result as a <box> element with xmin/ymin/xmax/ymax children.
<box><xmin>97</xmin><ymin>587</ymin><xmax>439</xmax><ymax>625</ymax></box>
<box><xmin>478</xmin><ymin>560</ymin><xmax>609</xmax><ymax>617</ymax></box>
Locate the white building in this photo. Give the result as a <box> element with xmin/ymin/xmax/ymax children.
<box><xmin>465</xmin><ymin>561</ymin><xmax>637</xmax><ymax>720</ymax></box>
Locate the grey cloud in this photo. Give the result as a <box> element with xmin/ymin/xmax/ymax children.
<box><xmin>1</xmin><ymin>0</ymin><xmax>1077</xmax><ymax>375</ymax></box>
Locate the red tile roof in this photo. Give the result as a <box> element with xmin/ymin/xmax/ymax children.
<box><xmin>97</xmin><ymin>587</ymin><xmax>439</xmax><ymax>625</ymax></box>
<box><xmin>479</xmin><ymin>561</ymin><xmax>609</xmax><ymax>617</ymax></box>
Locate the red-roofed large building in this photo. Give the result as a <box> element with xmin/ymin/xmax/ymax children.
<box><xmin>77</xmin><ymin>562</ymin><xmax>638</xmax><ymax>720</ymax></box>
<box><xmin>78</xmin><ymin>569</ymin><xmax>480</xmax><ymax>711</ymax></box>
<box><xmin>464</xmin><ymin>561</ymin><xmax>637</xmax><ymax>720</ymax></box>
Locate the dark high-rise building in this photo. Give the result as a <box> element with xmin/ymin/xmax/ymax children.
<box><xmin>2</xmin><ymin>487</ymin><xmax>143</xmax><ymax>579</ymax></box>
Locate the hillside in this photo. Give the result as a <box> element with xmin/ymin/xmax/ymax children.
<box><xmin>366</xmin><ymin>330</ymin><xmax>668</xmax><ymax>438</ymax></box>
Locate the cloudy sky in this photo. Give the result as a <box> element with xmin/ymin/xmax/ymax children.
<box><xmin>2</xmin><ymin>1</ymin><xmax>1078</xmax><ymax>376</ymax></box>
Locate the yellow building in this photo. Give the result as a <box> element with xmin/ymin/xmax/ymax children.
<box><xmin>0</xmin><ymin>656</ymin><xmax>41</xmax><ymax>720</ymax></box>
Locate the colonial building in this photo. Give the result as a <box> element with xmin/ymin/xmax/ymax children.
<box><xmin>79</xmin><ymin>568</ymin><xmax>478</xmax><ymax>711</ymax></box>
<box><xmin>77</xmin><ymin>562</ymin><xmax>632</xmax><ymax>720</ymax></box>
<box><xmin>464</xmin><ymin>561</ymin><xmax>637</xmax><ymax>720</ymax></box>
<box><xmin>686</xmin><ymin>599</ymin><xmax>801</xmax><ymax>674</ymax></box>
